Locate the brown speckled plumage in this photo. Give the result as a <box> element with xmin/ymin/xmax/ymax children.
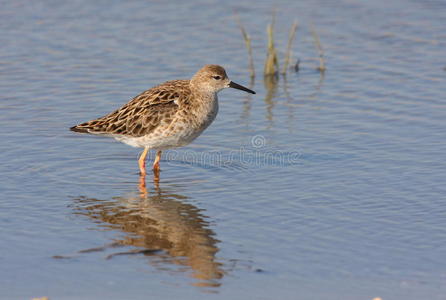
<box><xmin>71</xmin><ymin>80</ymin><xmax>188</xmax><ymax>137</ymax></box>
<box><xmin>70</xmin><ymin>64</ymin><xmax>255</xmax><ymax>174</ymax></box>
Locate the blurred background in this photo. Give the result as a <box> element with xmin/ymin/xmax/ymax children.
<box><xmin>0</xmin><ymin>0</ymin><xmax>445</xmax><ymax>299</ymax></box>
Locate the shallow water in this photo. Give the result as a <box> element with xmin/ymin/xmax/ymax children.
<box><xmin>1</xmin><ymin>0</ymin><xmax>446</xmax><ymax>299</ymax></box>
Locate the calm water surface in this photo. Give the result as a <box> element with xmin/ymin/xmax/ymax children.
<box><xmin>1</xmin><ymin>0</ymin><xmax>446</xmax><ymax>299</ymax></box>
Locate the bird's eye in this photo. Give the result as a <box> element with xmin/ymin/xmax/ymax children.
<box><xmin>212</xmin><ymin>75</ymin><xmax>222</xmax><ymax>80</ymax></box>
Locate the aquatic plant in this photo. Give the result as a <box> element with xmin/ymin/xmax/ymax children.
<box><xmin>234</xmin><ymin>12</ymin><xmax>255</xmax><ymax>78</ymax></box>
<box><xmin>311</xmin><ymin>25</ymin><xmax>326</xmax><ymax>72</ymax></box>
<box><xmin>234</xmin><ymin>12</ymin><xmax>327</xmax><ymax>77</ymax></box>
<box><xmin>282</xmin><ymin>21</ymin><xmax>298</xmax><ymax>75</ymax></box>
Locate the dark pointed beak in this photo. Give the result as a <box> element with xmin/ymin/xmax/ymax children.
<box><xmin>228</xmin><ymin>81</ymin><xmax>256</xmax><ymax>94</ymax></box>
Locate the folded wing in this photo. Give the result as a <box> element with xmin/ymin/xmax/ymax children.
<box><xmin>70</xmin><ymin>80</ymin><xmax>187</xmax><ymax>137</ymax></box>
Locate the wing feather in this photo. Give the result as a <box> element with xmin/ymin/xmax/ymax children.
<box><xmin>70</xmin><ymin>80</ymin><xmax>188</xmax><ymax>136</ymax></box>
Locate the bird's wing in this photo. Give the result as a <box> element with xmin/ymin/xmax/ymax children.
<box><xmin>71</xmin><ymin>80</ymin><xmax>188</xmax><ymax>137</ymax></box>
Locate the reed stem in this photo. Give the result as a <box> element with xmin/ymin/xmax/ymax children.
<box><xmin>282</xmin><ymin>21</ymin><xmax>298</xmax><ymax>75</ymax></box>
<box><xmin>234</xmin><ymin>12</ymin><xmax>255</xmax><ymax>78</ymax></box>
<box><xmin>264</xmin><ymin>22</ymin><xmax>279</xmax><ymax>76</ymax></box>
<box><xmin>311</xmin><ymin>26</ymin><xmax>326</xmax><ymax>72</ymax></box>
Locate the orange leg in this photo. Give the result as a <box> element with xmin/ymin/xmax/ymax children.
<box><xmin>152</xmin><ymin>150</ymin><xmax>162</xmax><ymax>183</ymax></box>
<box><xmin>138</xmin><ymin>147</ymin><xmax>149</xmax><ymax>176</ymax></box>
<box><xmin>152</xmin><ymin>150</ymin><xmax>162</xmax><ymax>172</ymax></box>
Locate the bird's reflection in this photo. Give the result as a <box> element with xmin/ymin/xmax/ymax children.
<box><xmin>71</xmin><ymin>179</ymin><xmax>224</xmax><ymax>288</ymax></box>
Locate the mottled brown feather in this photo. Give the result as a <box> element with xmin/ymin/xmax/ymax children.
<box><xmin>70</xmin><ymin>80</ymin><xmax>190</xmax><ymax>137</ymax></box>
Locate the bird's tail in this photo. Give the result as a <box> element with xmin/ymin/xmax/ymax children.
<box><xmin>70</xmin><ymin>125</ymin><xmax>90</xmax><ymax>133</ymax></box>
<box><xmin>70</xmin><ymin>119</ymin><xmax>109</xmax><ymax>134</ymax></box>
